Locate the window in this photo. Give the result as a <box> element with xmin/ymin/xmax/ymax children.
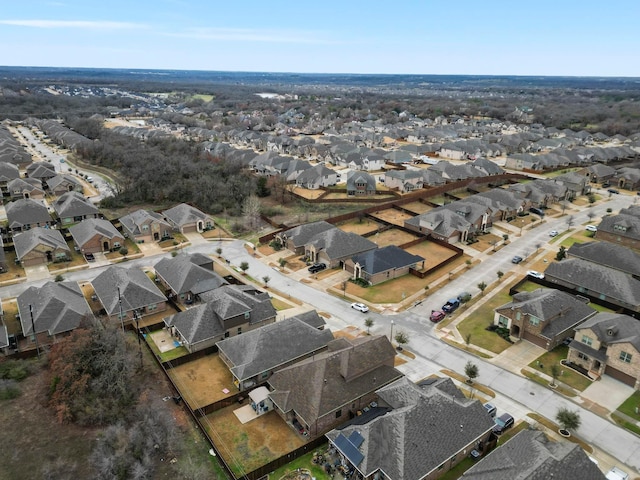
<box><xmin>581</xmin><ymin>335</ymin><xmax>593</xmax><ymax>346</ymax></box>
<box><xmin>142</xmin><ymin>225</ymin><xmax>149</xmax><ymax>231</ymax></box>
<box><xmin>578</xmin><ymin>352</ymin><xmax>589</xmax><ymax>361</ymax></box>
<box><xmin>620</xmin><ymin>351</ymin><xmax>632</xmax><ymax>364</ymax></box>
<box><xmin>528</xmin><ymin>315</ymin><xmax>540</xmax><ymax>326</ymax></box>
<box><xmin>498</xmin><ymin>315</ymin><xmax>509</xmax><ymax>328</ymax></box>
<box><xmin>244</xmin><ymin>312</ymin><xmax>250</xmax><ymax>319</ymax></box>
<box><xmin>237</xmin><ymin>327</ymin><xmax>242</xmax><ymax>335</ymax></box>
<box><xmin>515</xmin><ymin>312</ymin><xmax>521</xmax><ymax>321</ymax></box>
<box><xmin>260</xmin><ymin>371</ymin><xmax>269</xmax><ymax>380</ymax></box>
<box><xmin>335</xmin><ymin>409</ymin><xmax>342</xmax><ymax>419</ymax></box>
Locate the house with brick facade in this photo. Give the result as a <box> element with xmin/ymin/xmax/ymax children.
<box><xmin>7</xmin><ymin>177</ymin><xmax>45</xmax><ymax>200</ymax></box>
<box><xmin>51</xmin><ymin>191</ymin><xmax>100</xmax><ymax>226</ymax></box>
<box><xmin>69</xmin><ymin>218</ymin><xmax>125</xmax><ymax>255</ymax></box>
<box><xmin>13</xmin><ymin>227</ymin><xmax>70</xmax><ymax>267</ymax></box>
<box><xmin>567</xmin><ymin>312</ymin><xmax>640</xmax><ymax>388</ymax></box>
<box><xmin>596</xmin><ymin>206</ymin><xmax>640</xmax><ymax>251</ymax></box>
<box><xmin>267</xmin><ymin>335</ymin><xmax>402</xmax><ymax>438</ymax></box>
<box><xmin>494</xmin><ymin>288</ymin><xmax>597</xmax><ymax>350</ymax></box>
<box><xmin>345</xmin><ymin>245</ymin><xmax>425</xmax><ymax>286</ymax></box>
<box><xmin>120</xmin><ymin>209</ymin><xmax>172</xmax><ymax>243</ymax></box>
<box><xmin>162</xmin><ymin>203</ymin><xmax>215</xmax><ymax>234</ymax></box>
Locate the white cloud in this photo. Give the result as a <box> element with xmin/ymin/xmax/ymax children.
<box><xmin>0</xmin><ymin>19</ymin><xmax>146</xmax><ymax>30</ymax></box>
<box><xmin>169</xmin><ymin>27</ymin><xmax>339</xmax><ymax>45</ymax></box>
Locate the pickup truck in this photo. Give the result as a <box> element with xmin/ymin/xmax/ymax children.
<box><xmin>442</xmin><ymin>298</ymin><xmax>460</xmax><ymax>313</ymax></box>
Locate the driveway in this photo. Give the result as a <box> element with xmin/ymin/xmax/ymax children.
<box><xmin>23</xmin><ymin>264</ymin><xmax>51</xmax><ymax>281</ymax></box>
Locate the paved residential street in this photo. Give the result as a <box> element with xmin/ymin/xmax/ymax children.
<box><xmin>2</xmin><ymin>190</ymin><xmax>640</xmax><ymax>475</ymax></box>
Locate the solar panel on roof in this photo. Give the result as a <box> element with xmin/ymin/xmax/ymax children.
<box><xmin>334</xmin><ymin>433</ymin><xmax>364</xmax><ymax>466</ymax></box>
<box><xmin>349</xmin><ymin>431</ymin><xmax>364</xmax><ymax>448</ymax></box>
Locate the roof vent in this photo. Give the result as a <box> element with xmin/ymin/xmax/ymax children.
<box><xmin>606</xmin><ymin>327</ymin><xmax>617</xmax><ymax>336</ymax></box>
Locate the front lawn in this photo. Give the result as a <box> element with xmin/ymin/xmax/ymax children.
<box><xmin>528</xmin><ymin>346</ymin><xmax>593</xmax><ymax>392</ymax></box>
<box><xmin>616</xmin><ymin>390</ymin><xmax>640</xmax><ymax>421</ymax></box>
<box><xmin>457</xmin><ymin>291</ymin><xmax>513</xmax><ymax>354</ymax></box>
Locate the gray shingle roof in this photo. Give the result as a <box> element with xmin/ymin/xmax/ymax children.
<box><xmin>154</xmin><ymin>254</ymin><xmax>227</xmax><ymax>295</ymax></box>
<box><xmin>162</xmin><ymin>203</ymin><xmax>213</xmax><ymax>229</ymax></box>
<box><xmin>279</xmin><ymin>221</ymin><xmax>336</xmax><ymax>249</ymax></box>
<box><xmin>119</xmin><ymin>209</ymin><xmax>172</xmax><ymax>236</ymax></box>
<box><xmin>598</xmin><ymin>213</ymin><xmax>640</xmax><ymax>241</ymax></box>
<box><xmin>5</xmin><ymin>198</ymin><xmax>52</xmax><ymax>229</ymax></box>
<box><xmin>577</xmin><ymin>312</ymin><xmax>640</xmax><ymax>353</ymax></box>
<box><xmin>268</xmin><ymin>336</ymin><xmax>402</xmax><ymax>428</ymax></box>
<box><xmin>461</xmin><ymin>429</ymin><xmax>605</xmax><ymax>480</ymax></box>
<box><xmin>308</xmin><ymin>228</ymin><xmax>377</xmax><ymax>261</ymax></box>
<box><xmin>0</xmin><ymin>161</ymin><xmax>20</xmax><ymax>182</ymax></box>
<box><xmin>51</xmin><ymin>191</ymin><xmax>99</xmax><ymax>218</ymax></box>
<box><xmin>91</xmin><ymin>266</ymin><xmax>166</xmax><ymax>315</ymax></box>
<box><xmin>326</xmin><ymin>377</ymin><xmax>495</xmax><ymax>480</ymax></box>
<box><xmin>405</xmin><ymin>207</ymin><xmax>472</xmax><ymax>238</ymax></box>
<box><xmin>17</xmin><ymin>281</ymin><xmax>92</xmax><ymax>336</ymax></box>
<box><xmin>351</xmin><ymin>245</ymin><xmax>424</xmax><ymax>275</ymax></box>
<box><xmin>69</xmin><ymin>218</ymin><xmax>124</xmax><ymax>248</ymax></box>
<box><xmin>216</xmin><ymin>315</ymin><xmax>334</xmax><ymax>382</ymax></box>
<box><xmin>13</xmin><ymin>227</ymin><xmax>69</xmax><ymax>260</ymax></box>
<box><xmin>45</xmin><ymin>174</ymin><xmax>82</xmax><ymax>191</ymax></box>
<box><xmin>568</xmin><ymin>241</ymin><xmax>640</xmax><ymax>277</ymax></box>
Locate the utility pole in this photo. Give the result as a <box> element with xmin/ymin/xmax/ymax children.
<box><xmin>29</xmin><ymin>304</ymin><xmax>40</xmax><ymax>359</ymax></box>
<box><xmin>134</xmin><ymin>310</ymin><xmax>143</xmax><ymax>370</ymax></box>
<box><xmin>117</xmin><ymin>287</ymin><xmax>125</xmax><ymax>334</ymax></box>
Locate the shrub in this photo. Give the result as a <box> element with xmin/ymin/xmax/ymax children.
<box><xmin>0</xmin><ymin>379</ymin><xmax>21</xmax><ymax>400</ymax></box>
<box><xmin>269</xmin><ymin>240</ymin><xmax>283</xmax><ymax>251</ymax></box>
<box><xmin>0</xmin><ymin>359</ymin><xmax>31</xmax><ymax>381</ymax></box>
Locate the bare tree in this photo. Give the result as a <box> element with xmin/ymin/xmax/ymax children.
<box><xmin>242</xmin><ymin>194</ymin><xmax>262</xmax><ymax>231</ymax></box>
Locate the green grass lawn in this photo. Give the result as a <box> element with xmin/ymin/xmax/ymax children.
<box><xmin>269</xmin><ymin>449</ymin><xmax>332</xmax><ymax>480</ymax></box>
<box><xmin>457</xmin><ymin>291</ymin><xmax>513</xmax><ymax>354</ymax></box>
<box><xmin>616</xmin><ymin>390</ymin><xmax>640</xmax><ymax>420</ymax></box>
<box><xmin>527</xmin><ymin>346</ymin><xmax>593</xmax><ymax>392</ymax></box>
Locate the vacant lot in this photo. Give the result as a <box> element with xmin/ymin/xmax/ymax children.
<box><xmin>167</xmin><ymin>354</ymin><xmax>236</xmax><ymax>410</ymax></box>
<box><xmin>368</xmin><ymin>228</ymin><xmax>419</xmax><ymax>247</ymax></box>
<box><xmin>369</xmin><ymin>208</ymin><xmax>414</xmax><ymax>227</ymax></box>
<box><xmin>337</xmin><ymin>218</ymin><xmax>382</xmax><ymax>236</ymax></box>
<box><xmin>203</xmin><ymin>407</ymin><xmax>306</xmax><ymax>477</ymax></box>
<box><xmin>401</xmin><ymin>201</ymin><xmax>433</xmax><ymax>214</ymax></box>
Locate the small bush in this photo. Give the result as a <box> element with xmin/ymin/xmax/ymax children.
<box><xmin>0</xmin><ymin>379</ymin><xmax>21</xmax><ymax>400</ymax></box>
<box><xmin>269</xmin><ymin>240</ymin><xmax>283</xmax><ymax>251</ymax></box>
<box><xmin>0</xmin><ymin>359</ymin><xmax>31</xmax><ymax>381</ymax></box>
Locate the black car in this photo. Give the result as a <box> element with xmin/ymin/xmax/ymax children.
<box><xmin>512</xmin><ymin>255</ymin><xmax>523</xmax><ymax>264</ymax></box>
<box><xmin>492</xmin><ymin>413</ymin><xmax>514</xmax><ymax>434</ymax></box>
<box><xmin>84</xmin><ymin>252</ymin><xmax>95</xmax><ymax>262</ymax></box>
<box><xmin>608</xmin><ymin>188</ymin><xmax>619</xmax><ymax>194</ymax></box>
<box><xmin>308</xmin><ymin>263</ymin><xmax>326</xmax><ymax>273</ymax></box>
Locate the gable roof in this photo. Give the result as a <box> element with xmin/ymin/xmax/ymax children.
<box><xmin>308</xmin><ymin>228</ymin><xmax>377</xmax><ymax>260</ymax></box>
<box><xmin>0</xmin><ymin>161</ymin><xmax>20</xmax><ymax>182</ymax></box>
<box><xmin>268</xmin><ymin>335</ymin><xmax>402</xmax><ymax>428</ymax></box>
<box><xmin>69</xmin><ymin>218</ymin><xmax>124</xmax><ymax>248</ymax></box>
<box><xmin>567</xmin><ymin>241</ymin><xmax>640</xmax><ymax>277</ymax></box>
<box><xmin>598</xmin><ymin>213</ymin><xmax>640</xmax><ymax>241</ymax></box>
<box><xmin>154</xmin><ymin>254</ymin><xmax>227</xmax><ymax>295</ymax></box>
<box><xmin>119</xmin><ymin>209</ymin><xmax>171</xmax><ymax>235</ymax></box>
<box><xmin>45</xmin><ymin>174</ymin><xmax>83</xmax><ymax>191</ymax></box>
<box><xmin>461</xmin><ymin>429</ymin><xmax>605</xmax><ymax>480</ymax></box>
<box><xmin>279</xmin><ymin>221</ymin><xmax>336</xmax><ymax>248</ymax></box>
<box><xmin>351</xmin><ymin>246</ymin><xmax>424</xmax><ymax>275</ymax></box>
<box><xmin>162</xmin><ymin>203</ymin><xmax>212</xmax><ymax>228</ymax></box>
<box><xmin>326</xmin><ymin>377</ymin><xmax>495</xmax><ymax>480</ymax></box>
<box><xmin>7</xmin><ymin>177</ymin><xmax>44</xmax><ymax>193</ymax></box>
<box><xmin>91</xmin><ymin>266</ymin><xmax>166</xmax><ymax>315</ymax></box>
<box><xmin>216</xmin><ymin>315</ymin><xmax>334</xmax><ymax>382</ymax></box>
<box><xmin>5</xmin><ymin>198</ymin><xmax>52</xmax><ymax>228</ymax></box>
<box><xmin>17</xmin><ymin>281</ymin><xmax>92</xmax><ymax>336</ymax></box>
<box><xmin>13</xmin><ymin>227</ymin><xmax>69</xmax><ymax>260</ymax></box>
<box><xmin>576</xmin><ymin>312</ymin><xmax>640</xmax><ymax>353</ymax></box>
<box><xmin>51</xmin><ymin>191</ymin><xmax>99</xmax><ymax>218</ymax></box>
<box><xmin>405</xmin><ymin>207</ymin><xmax>472</xmax><ymax>237</ymax></box>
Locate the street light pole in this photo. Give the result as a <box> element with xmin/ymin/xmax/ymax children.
<box><xmin>390</xmin><ymin>319</ymin><xmax>395</xmax><ymax>343</ymax></box>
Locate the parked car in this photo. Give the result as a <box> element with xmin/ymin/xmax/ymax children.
<box><xmin>492</xmin><ymin>413</ymin><xmax>514</xmax><ymax>434</ymax></box>
<box><xmin>511</xmin><ymin>255</ymin><xmax>523</xmax><ymax>264</ymax></box>
<box><xmin>527</xmin><ymin>270</ymin><xmax>545</xmax><ymax>280</ymax></box>
<box><xmin>529</xmin><ymin>207</ymin><xmax>545</xmax><ymax>217</ymax></box>
<box><xmin>351</xmin><ymin>302</ymin><xmax>369</xmax><ymax>313</ymax></box>
<box><xmin>457</xmin><ymin>292</ymin><xmax>472</xmax><ymax>303</ymax></box>
<box><xmin>442</xmin><ymin>298</ymin><xmax>461</xmax><ymax>313</ymax></box>
<box><xmin>308</xmin><ymin>263</ymin><xmax>326</xmax><ymax>273</ymax></box>
<box><xmin>549</xmin><ymin>230</ymin><xmax>559</xmax><ymax>237</ymax></box>
<box><xmin>429</xmin><ymin>310</ymin><xmax>446</xmax><ymax>323</ymax></box>
<box><xmin>585</xmin><ymin>225</ymin><xmax>597</xmax><ymax>232</ymax></box>
<box><xmin>483</xmin><ymin>403</ymin><xmax>497</xmax><ymax>418</ymax></box>
<box><xmin>84</xmin><ymin>252</ymin><xmax>95</xmax><ymax>262</ymax></box>
<box><xmin>605</xmin><ymin>466</ymin><xmax>629</xmax><ymax>480</ymax></box>
<box><xmin>608</xmin><ymin>188</ymin><xmax>620</xmax><ymax>194</ymax></box>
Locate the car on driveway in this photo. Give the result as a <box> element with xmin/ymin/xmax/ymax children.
<box><xmin>351</xmin><ymin>302</ymin><xmax>369</xmax><ymax>313</ymax></box>
<box><xmin>442</xmin><ymin>298</ymin><xmax>460</xmax><ymax>313</ymax></box>
<box><xmin>84</xmin><ymin>252</ymin><xmax>95</xmax><ymax>262</ymax></box>
<box><xmin>429</xmin><ymin>310</ymin><xmax>446</xmax><ymax>323</ymax></box>
<box><xmin>483</xmin><ymin>403</ymin><xmax>497</xmax><ymax>418</ymax></box>
<box><xmin>549</xmin><ymin>230</ymin><xmax>559</xmax><ymax>237</ymax></box>
<box><xmin>511</xmin><ymin>255</ymin><xmax>523</xmax><ymax>264</ymax></box>
<box><xmin>586</xmin><ymin>225</ymin><xmax>597</xmax><ymax>232</ymax></box>
<box><xmin>492</xmin><ymin>413</ymin><xmax>514</xmax><ymax>434</ymax></box>
<box><xmin>527</xmin><ymin>270</ymin><xmax>545</xmax><ymax>280</ymax></box>
<box><xmin>308</xmin><ymin>263</ymin><xmax>326</xmax><ymax>273</ymax></box>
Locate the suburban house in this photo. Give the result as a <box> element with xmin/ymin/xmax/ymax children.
<box><xmin>383</xmin><ymin>169</ymin><xmax>424</xmax><ymax>193</ymax></box>
<box><xmin>544</xmin><ymin>258</ymin><xmax>640</xmax><ymax>313</ymax></box>
<box><xmin>0</xmin><ymin>161</ymin><xmax>20</xmax><ymax>190</ymax></box>
<box><xmin>13</xmin><ymin>227</ymin><xmax>70</xmax><ymax>266</ymax></box>
<box><xmin>345</xmin><ymin>245</ymin><xmax>425</xmax><ymax>285</ymax></box>
<box><xmin>68</xmin><ymin>218</ymin><xmax>125</xmax><ymax>254</ymax></box>
<box><xmin>25</xmin><ymin>162</ymin><xmax>56</xmax><ymax>183</ymax></box>
<box><xmin>216</xmin><ymin>313</ymin><xmax>334</xmax><ymax>390</ymax></box>
<box><xmin>275</xmin><ymin>221</ymin><xmax>336</xmax><ymax>255</ymax></box>
<box><xmin>325</xmin><ymin>376</ymin><xmax>495</xmax><ymax>480</ymax></box>
<box><xmin>567</xmin><ymin>312</ymin><xmax>640</xmax><ymax>388</ymax></box>
<box><xmin>346</xmin><ymin>171</ymin><xmax>376</xmax><ymax>196</ymax></box>
<box><xmin>267</xmin><ymin>335</ymin><xmax>403</xmax><ymax>438</ymax></box>
<box><xmin>17</xmin><ymin>281</ymin><xmax>93</xmax><ymax>347</ymax></box>
<box><xmin>494</xmin><ymin>288</ymin><xmax>597</xmax><ymax>350</ymax></box>
<box><xmin>461</xmin><ymin>429</ymin><xmax>606</xmax><ymax>480</ymax></box>
<box><xmin>91</xmin><ymin>266</ymin><xmax>167</xmax><ymax>323</ymax></box>
<box><xmin>405</xmin><ymin>207</ymin><xmax>475</xmax><ymax>244</ymax></box>
<box><xmin>582</xmin><ymin>163</ymin><xmax>616</xmax><ymax>184</ymax></box>
<box><xmin>163</xmin><ymin>285</ymin><xmax>277</xmax><ymax>353</ymax></box>
<box><xmin>305</xmin><ymin>228</ymin><xmax>378</xmax><ymax>268</ymax></box>
<box><xmin>5</xmin><ymin>198</ymin><xmax>53</xmax><ymax>233</ymax></box>
<box><xmin>51</xmin><ymin>191</ymin><xmax>100</xmax><ymax>225</ymax></box>
<box><xmin>46</xmin><ymin>174</ymin><xmax>84</xmax><ymax>196</ymax></box>
<box><xmin>295</xmin><ymin>164</ymin><xmax>339</xmax><ymax>189</ymax></box>
<box><xmin>162</xmin><ymin>203</ymin><xmax>215</xmax><ymax>234</ymax></box>
<box><xmin>567</xmin><ymin>241</ymin><xmax>640</xmax><ymax>277</ymax></box>
<box><xmin>119</xmin><ymin>209</ymin><xmax>173</xmax><ymax>243</ymax></box>
<box><xmin>596</xmin><ymin>207</ymin><xmax>640</xmax><ymax>250</ymax></box>
<box><xmin>7</xmin><ymin>177</ymin><xmax>45</xmax><ymax>200</ymax></box>
<box><xmin>154</xmin><ymin>253</ymin><xmax>227</xmax><ymax>305</ymax></box>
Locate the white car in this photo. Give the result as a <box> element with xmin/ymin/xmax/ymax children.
<box><xmin>586</xmin><ymin>225</ymin><xmax>597</xmax><ymax>232</ymax></box>
<box><xmin>351</xmin><ymin>302</ymin><xmax>369</xmax><ymax>313</ymax></box>
<box><xmin>527</xmin><ymin>270</ymin><xmax>545</xmax><ymax>280</ymax></box>
<box><xmin>549</xmin><ymin>230</ymin><xmax>559</xmax><ymax>237</ymax></box>
<box><xmin>605</xmin><ymin>466</ymin><xmax>629</xmax><ymax>480</ymax></box>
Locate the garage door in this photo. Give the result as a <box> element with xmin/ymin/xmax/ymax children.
<box><xmin>522</xmin><ymin>330</ymin><xmax>547</xmax><ymax>349</ymax></box>
<box><xmin>182</xmin><ymin>224</ymin><xmax>197</xmax><ymax>233</ymax></box>
<box><xmin>604</xmin><ymin>365</ymin><xmax>636</xmax><ymax>387</ymax></box>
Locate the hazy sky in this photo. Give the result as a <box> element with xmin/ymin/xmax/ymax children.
<box><xmin>2</xmin><ymin>0</ymin><xmax>639</xmax><ymax>77</ymax></box>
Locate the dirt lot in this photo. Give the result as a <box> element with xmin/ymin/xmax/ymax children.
<box><xmin>467</xmin><ymin>233</ymin><xmax>504</xmax><ymax>253</ymax></box>
<box><xmin>405</xmin><ymin>240</ymin><xmax>458</xmax><ymax>270</ymax></box>
<box><xmin>369</xmin><ymin>208</ymin><xmax>414</xmax><ymax>227</ymax></box>
<box><xmin>167</xmin><ymin>354</ymin><xmax>237</xmax><ymax>410</ymax></box>
<box><xmin>368</xmin><ymin>228</ymin><xmax>419</xmax><ymax>247</ymax></box>
<box><xmin>203</xmin><ymin>408</ymin><xmax>306</xmax><ymax>477</ymax></box>
<box><xmin>401</xmin><ymin>201</ymin><xmax>433</xmax><ymax>214</ymax></box>
<box><xmin>337</xmin><ymin>218</ymin><xmax>382</xmax><ymax>236</ymax></box>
